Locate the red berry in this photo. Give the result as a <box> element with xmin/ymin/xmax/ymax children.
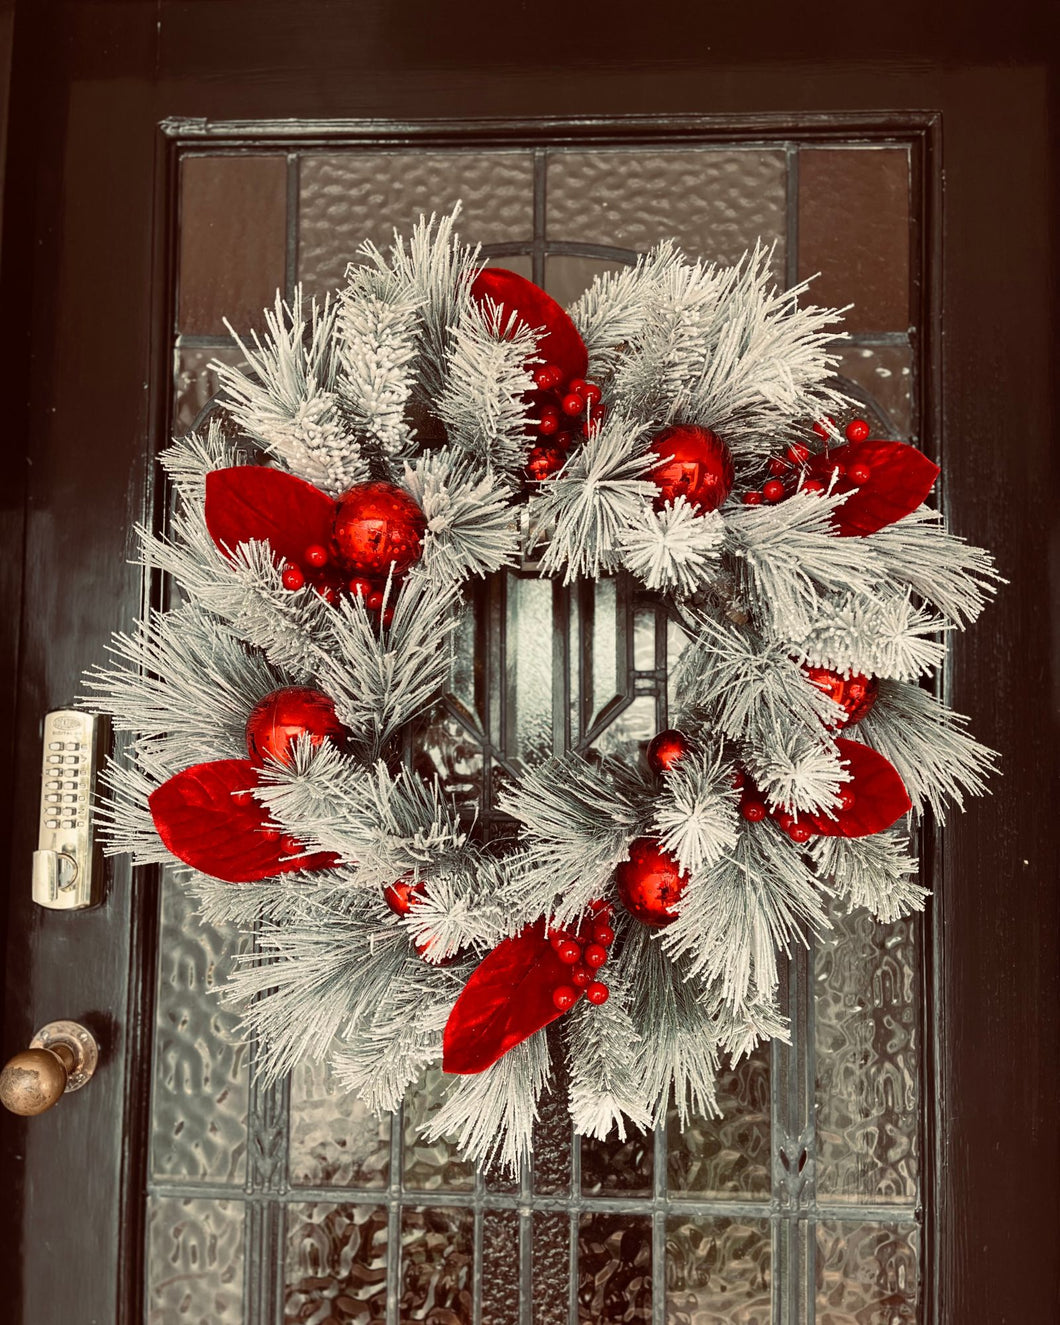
<box><xmin>280</xmin><ymin>834</ymin><xmax>302</xmax><ymax>856</ymax></box>
<box><xmin>366</xmin><ymin>591</ymin><xmax>384</xmax><ymax>612</ymax></box>
<box><xmin>381</xmin><ymin>608</ymin><xmax>394</xmax><ymax>627</ymax></box>
<box><xmin>845</xmin><ymin>418</ymin><xmax>871</xmax><ymax>442</ymax></box>
<box><xmin>282</xmin><ymin>564</ymin><xmax>305</xmax><ymax>591</ymax></box>
<box><xmin>552</xmin><ymin>985</ymin><xmax>578</xmax><ymax>1012</ymax></box>
<box><xmin>260</xmin><ymin>826</ymin><xmax>282</xmax><ymax>842</ymax></box>
<box><xmin>731</xmin><ymin>768</ymin><xmax>746</xmax><ymax>789</ymax></box>
<box><xmin>304</xmin><ymin>544</ymin><xmax>328</xmax><ymax>568</ymax></box>
<box><xmin>584</xmin><ymin>943</ymin><xmax>608</xmax><ymax>969</ymax></box>
<box><xmin>583</xmin><ymin>382</ymin><xmax>602</xmax><ymax>406</ymax></box>
<box><xmin>589</xmin><ymin>898</ymin><xmax>614</xmax><ymax>918</ymax></box>
<box><xmin>741</xmin><ymin>799</ymin><xmax>767</xmax><ymax>822</ymax></box>
<box><xmin>742</xmin><ymin>491</ymin><xmax>763</xmax><ymax>505</ymax></box>
<box><xmin>562</xmin><ymin>393</ymin><xmax>584</xmax><ymax>416</ymax></box>
<box><xmin>571</xmin><ymin>964</ymin><xmax>592</xmax><ymax>988</ymax></box>
<box><xmin>568</xmin><ymin>378</ymin><xmax>588</xmax><ymax>397</ymax></box>
<box><xmin>786</xmin><ymin>443</ymin><xmax>811</xmax><ymax>464</ymax></box>
<box><xmin>837</xmin><ymin>786</ymin><xmax>856</xmax><ymax>810</ymax></box>
<box><xmin>348</xmin><ymin>577</ymin><xmax>373</xmax><ymax>598</ymax></box>
<box><xmin>586</xmin><ymin>981</ymin><xmax>610</xmax><ymax>1005</ymax></box>
<box><xmin>763</xmin><ymin>479</ymin><xmax>786</xmax><ymax>502</ymax></box>
<box><xmin>556</xmin><ymin>939</ymin><xmax>581</xmax><ymax>965</ymax></box>
<box><xmin>534</xmin><ymin>366</ymin><xmax>559</xmax><ymax>389</ymax></box>
<box><xmin>592</xmin><ymin>923</ymin><xmax>615</xmax><ymax>947</ymax></box>
<box><xmin>590</xmin><ymin>403</ymin><xmax>607</xmax><ymax>422</ymax></box>
<box><xmin>538</xmin><ymin>414</ymin><xmax>560</xmax><ymax>436</ymax></box>
<box><xmin>802</xmin><ymin>478</ymin><xmax>825</xmax><ymax>494</ymax></box>
<box><xmin>318</xmin><ymin>587</ymin><xmax>339</xmax><ymax>606</ymax></box>
<box><xmin>812</xmin><ymin>416</ymin><xmax>836</xmax><ymax>438</ymax></box>
<box><xmin>787</xmin><ymin>822</ymin><xmax>813</xmax><ymax>844</ymax></box>
<box><xmin>849</xmin><ymin>463</ymin><xmax>872</xmax><ymax>485</ymax></box>
<box><xmin>768</xmin><ymin>457</ymin><xmax>789</xmax><ymax>476</ymax></box>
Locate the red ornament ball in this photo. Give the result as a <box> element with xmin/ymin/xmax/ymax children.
<box><xmin>333</xmin><ymin>481</ymin><xmax>426</xmax><ymax>578</ymax></box>
<box><xmin>646</xmin><ymin>728</ymin><xmax>690</xmax><ymax>776</ymax></box>
<box><xmin>615</xmin><ymin>837</ymin><xmax>689</xmax><ymax>928</ymax></box>
<box><xmin>649</xmin><ymin>425</ymin><xmax>735</xmax><ymax>513</ymax></box>
<box><xmin>804</xmin><ymin>665</ymin><xmax>880</xmax><ymax>728</ymax></box>
<box><xmin>525</xmin><ymin>444</ymin><xmax>567</xmax><ymax>482</ymax></box>
<box><xmin>384</xmin><ymin>878</ymin><xmax>426</xmax><ymax>916</ymax></box>
<box><xmin>245</xmin><ymin>687</ymin><xmax>346</xmax><ymax>766</ymax></box>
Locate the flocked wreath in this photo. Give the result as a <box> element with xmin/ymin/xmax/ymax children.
<box><xmin>88</xmin><ymin>210</ymin><xmax>999</xmax><ymax>1170</ymax></box>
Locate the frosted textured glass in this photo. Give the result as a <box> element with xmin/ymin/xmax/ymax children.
<box><xmin>545</xmin><ymin>255</ymin><xmax>629</xmax><ymax>312</ymax></box>
<box><xmin>403</xmin><ymin>1066</ymin><xmax>475</xmax><ymax>1192</ymax></box>
<box><xmin>507</xmin><ymin>574</ymin><xmax>554</xmax><ymax>766</ymax></box>
<box><xmin>799</xmin><ymin>147</ymin><xmax>911</xmax><ymax>333</ymax></box>
<box><xmin>547</xmin><ymin>150</ymin><xmax>786</xmax><ymax>277</ymax></box>
<box><xmin>150</xmin><ymin>867</ymin><xmax>248</xmax><ymax>1185</ymax></box>
<box><xmin>832</xmin><ymin>342</ymin><xmax>915</xmax><ymax>441</ymax></box>
<box><xmin>174</xmin><ymin>346</ymin><xmax>246</xmax><ymax>437</ymax></box>
<box><xmin>533</xmin><ymin>1212</ymin><xmax>570</xmax><ymax>1325</ymax></box>
<box><xmin>816</xmin><ymin>1221</ymin><xmax>919</xmax><ymax>1324</ymax></box>
<box><xmin>532</xmin><ymin>1081</ymin><xmax>572</xmax><ymax>1195</ymax></box>
<box><xmin>400</xmin><ymin>1207</ymin><xmax>474</xmax><ymax>1323</ymax></box>
<box><xmin>594</xmin><ymin>693</ymin><xmax>657</xmax><ymax>763</ymax></box>
<box><xmin>147</xmin><ymin>1196</ymin><xmax>244</xmax><ymax>1325</ymax></box>
<box><xmin>665</xmin><ymin>1216</ymin><xmax>771</xmax><ymax>1324</ymax></box>
<box><xmin>284</xmin><ymin>1203</ymin><xmax>387</xmax><ymax>1323</ymax></box>
<box><xmin>288</xmin><ymin>1053</ymin><xmax>389</xmax><ymax>1189</ymax></box>
<box><xmin>298</xmin><ymin>152</ymin><xmax>535</xmax><ymax>296</ymax></box>
<box><xmin>578</xmin><ymin>1212</ymin><xmax>652</xmax><ymax>1324</ymax></box>
<box><xmin>666</xmin><ymin>1046</ymin><xmax>771</xmax><ymax>1199</ymax></box>
<box><xmin>815</xmin><ymin>906</ymin><xmax>919</xmax><ymax>1203</ymax></box>
<box><xmin>582</xmin><ymin>1128</ymin><xmax>653</xmax><ymax>1197</ymax></box>
<box><xmin>482</xmin><ymin>1209</ymin><xmax>521</xmax><ymax>1325</ymax></box>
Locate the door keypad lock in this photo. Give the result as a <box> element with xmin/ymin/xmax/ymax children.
<box><xmin>32</xmin><ymin>710</ymin><xmax>106</xmax><ymax>910</ymax></box>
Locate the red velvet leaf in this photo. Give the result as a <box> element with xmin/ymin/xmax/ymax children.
<box><xmin>805</xmin><ymin>739</ymin><xmax>912</xmax><ymax>837</ymax></box>
<box><xmin>204</xmin><ymin>467</ymin><xmax>338</xmax><ymax>565</ymax></box>
<box><xmin>470</xmin><ymin>268</ymin><xmax>589</xmax><ymax>384</ymax></box>
<box><xmin>149</xmin><ymin>758</ymin><xmax>339</xmax><ymax>883</ymax></box>
<box><xmin>443</xmin><ymin>920</ymin><xmax>576</xmax><ymax>1074</ymax></box>
<box><xmin>808</xmin><ymin>440</ymin><xmax>939</xmax><ymax>536</ymax></box>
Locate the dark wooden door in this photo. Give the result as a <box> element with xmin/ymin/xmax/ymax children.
<box><xmin>1</xmin><ymin>4</ymin><xmax>1056</xmax><ymax>1323</ymax></box>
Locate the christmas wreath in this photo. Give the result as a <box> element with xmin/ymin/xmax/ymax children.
<box><xmin>89</xmin><ymin>210</ymin><xmax>999</xmax><ymax>1170</ymax></box>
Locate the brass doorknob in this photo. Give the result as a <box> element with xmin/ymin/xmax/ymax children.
<box><xmin>0</xmin><ymin>1020</ymin><xmax>99</xmax><ymax>1116</ymax></box>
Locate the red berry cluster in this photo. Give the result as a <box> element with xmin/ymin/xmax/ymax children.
<box><xmin>741</xmin><ymin>418</ymin><xmax>873</xmax><ymax>506</ymax></box>
<box><xmin>281</xmin><ymin>542</ymin><xmax>396</xmax><ymax>625</ymax></box>
<box><xmin>548</xmin><ymin>900</ymin><xmax>614</xmax><ymax>1010</ymax></box>
<box><xmin>733</xmin><ymin>767</ymin><xmax>854</xmax><ymax>845</ymax></box>
<box><xmin>524</xmin><ymin>364</ymin><xmax>607</xmax><ymax>483</ymax></box>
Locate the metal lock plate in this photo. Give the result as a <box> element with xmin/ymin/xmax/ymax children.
<box><xmin>32</xmin><ymin>710</ymin><xmax>106</xmax><ymax>911</ymax></box>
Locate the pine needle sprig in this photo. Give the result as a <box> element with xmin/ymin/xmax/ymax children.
<box><xmin>616</xmin><ymin>927</ymin><xmax>721</xmax><ymax>1127</ymax></box>
<box><xmin>726</xmin><ymin>490</ymin><xmax>881</xmax><ymax>637</ymax></box>
<box><xmin>402</xmin><ymin>451</ymin><xmax>520</xmax><ymax>582</ymax></box>
<box><xmin>530</xmin><ymin>415</ymin><xmax>655</xmax><ymax>583</ymax></box>
<box><xmin>785</xmin><ymin>589</ymin><xmax>949</xmax><ymax>682</ymax></box>
<box><xmin>651</xmin><ymin>747</ymin><xmax>740</xmax><ymax>874</ymax></box>
<box><xmin>213</xmin><ymin>290</ymin><xmax>366</xmax><ymax>493</ymax></box>
<box><xmin>312</xmin><ymin>575</ymin><xmax>461</xmax><ymax>754</ymax></box>
<box><xmin>355</xmin><ymin>208</ymin><xmax>482</xmax><ymax>400</ymax></box>
<box><xmin>810</xmin><ymin>829</ymin><xmax>928</xmax><ymax>922</ymax></box>
<box><xmin>858</xmin><ymin>679</ymin><xmax>997</xmax><ymax>818</ymax></box>
<box><xmin>335</xmin><ymin>267</ymin><xmax>421</xmax><ymax>465</ymax></box>
<box><xmin>660</xmin><ymin>822</ymin><xmax>830</xmax><ymax>1009</ymax></box>
<box><xmin>867</xmin><ymin>507</ymin><xmax>1002</xmax><ymax>626</ymax></box>
<box><xmin>499</xmin><ymin>753</ymin><xmax>645</xmax><ymax>928</ymax></box>
<box><xmin>436</xmin><ymin>298</ymin><xmax>538</xmax><ymax>473</ymax></box>
<box><xmin>565</xmin><ymin>973</ymin><xmax>652</xmax><ymax>1140</ymax></box>
<box><xmin>425</xmin><ymin>1035</ymin><xmax>552</xmax><ymax>1174</ymax></box>
<box><xmin>618</xmin><ymin>500</ymin><xmax>725</xmax><ymax>594</ymax></box>
<box><xmin>83</xmin><ymin>602</ymin><xmax>286</xmax><ymax>770</ymax></box>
